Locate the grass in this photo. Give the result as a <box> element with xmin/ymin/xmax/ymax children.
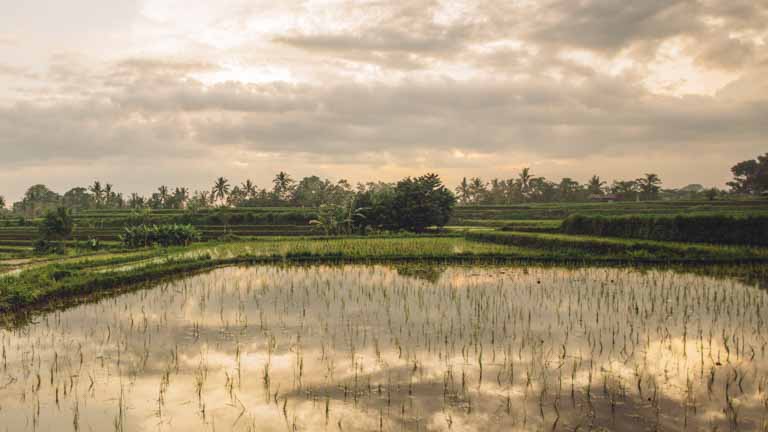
<box><xmin>4</xmin><ymin>263</ymin><xmax>767</xmax><ymax>430</ymax></box>
<box><xmin>4</xmin><ymin>232</ymin><xmax>768</xmax><ymax>312</ymax></box>
<box><xmin>0</xmin><ymin>236</ymin><xmax>536</xmax><ymax>311</ymax></box>
<box><xmin>466</xmin><ymin>230</ymin><xmax>768</xmax><ymax>261</ymax></box>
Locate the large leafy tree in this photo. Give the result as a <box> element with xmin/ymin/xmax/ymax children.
<box><xmin>39</xmin><ymin>207</ymin><xmax>74</xmax><ymax>241</ymax></box>
<box><xmin>293</xmin><ymin>176</ymin><xmax>330</xmax><ymax>207</ymax></box>
<box><xmin>728</xmin><ymin>153</ymin><xmax>768</xmax><ymax>194</ymax></box>
<box><xmin>62</xmin><ymin>187</ymin><xmax>93</xmax><ymax>211</ymax></box>
<box><xmin>15</xmin><ymin>184</ymin><xmax>61</xmax><ymax>217</ymax></box>
<box><xmin>390</xmin><ymin>173</ymin><xmax>456</xmax><ymax>232</ymax></box>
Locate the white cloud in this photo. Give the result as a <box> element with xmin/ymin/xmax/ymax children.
<box><xmin>1</xmin><ymin>0</ymin><xmax>766</xmax><ymax>200</ymax></box>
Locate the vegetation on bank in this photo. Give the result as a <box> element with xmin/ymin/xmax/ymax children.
<box><xmin>465</xmin><ymin>230</ymin><xmax>768</xmax><ymax>261</ymax></box>
<box><xmin>120</xmin><ymin>224</ymin><xmax>201</xmax><ymax>248</ymax></box>
<box><xmin>561</xmin><ymin>214</ymin><xmax>768</xmax><ymax>246</ymax></box>
<box><xmin>3</xmin><ymin>234</ymin><xmax>768</xmax><ymax>312</ymax></box>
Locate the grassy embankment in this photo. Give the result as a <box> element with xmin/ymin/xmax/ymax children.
<box><xmin>3</xmin><ymin>232</ymin><xmax>768</xmax><ymax>312</ymax></box>
<box><xmin>3</xmin><ymin>199</ymin><xmax>768</xmax><ymax>312</ymax></box>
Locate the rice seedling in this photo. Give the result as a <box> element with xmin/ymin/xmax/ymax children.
<box><xmin>0</xmin><ymin>263</ymin><xmax>767</xmax><ymax>431</ymax></box>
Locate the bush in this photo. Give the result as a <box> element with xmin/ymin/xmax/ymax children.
<box><xmin>120</xmin><ymin>224</ymin><xmax>201</xmax><ymax>248</ymax></box>
<box><xmin>561</xmin><ymin>214</ymin><xmax>768</xmax><ymax>246</ymax></box>
<box><xmin>33</xmin><ymin>239</ymin><xmax>65</xmax><ymax>255</ymax></box>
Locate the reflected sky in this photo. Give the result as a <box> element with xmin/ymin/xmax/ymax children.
<box><xmin>1</xmin><ymin>264</ymin><xmax>767</xmax><ymax>431</ymax></box>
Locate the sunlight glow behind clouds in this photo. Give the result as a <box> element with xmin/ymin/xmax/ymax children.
<box><xmin>1</xmin><ymin>0</ymin><xmax>767</xmax><ymax>200</ymax></box>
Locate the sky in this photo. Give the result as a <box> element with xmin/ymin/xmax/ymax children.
<box><xmin>1</xmin><ymin>0</ymin><xmax>767</xmax><ymax>201</ymax></box>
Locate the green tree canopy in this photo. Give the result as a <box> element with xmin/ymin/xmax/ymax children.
<box><xmin>728</xmin><ymin>153</ymin><xmax>768</xmax><ymax>194</ymax></box>
<box><xmin>390</xmin><ymin>173</ymin><xmax>456</xmax><ymax>232</ymax></box>
<box><xmin>39</xmin><ymin>207</ymin><xmax>74</xmax><ymax>241</ymax></box>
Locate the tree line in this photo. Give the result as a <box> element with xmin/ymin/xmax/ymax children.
<box><xmin>454</xmin><ymin>171</ymin><xmax>666</xmax><ymax>204</ymax></box>
<box><xmin>1</xmin><ymin>153</ymin><xmax>766</xmax><ymax>218</ymax></box>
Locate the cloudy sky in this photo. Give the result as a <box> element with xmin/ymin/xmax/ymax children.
<box><xmin>1</xmin><ymin>0</ymin><xmax>767</xmax><ymax>201</ymax></box>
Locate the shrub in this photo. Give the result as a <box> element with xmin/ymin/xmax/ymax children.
<box><xmin>33</xmin><ymin>239</ymin><xmax>65</xmax><ymax>255</ymax></box>
<box><xmin>120</xmin><ymin>224</ymin><xmax>201</xmax><ymax>248</ymax></box>
<box><xmin>561</xmin><ymin>214</ymin><xmax>768</xmax><ymax>246</ymax></box>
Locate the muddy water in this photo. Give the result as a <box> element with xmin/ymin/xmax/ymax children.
<box><xmin>1</xmin><ymin>264</ymin><xmax>767</xmax><ymax>431</ymax></box>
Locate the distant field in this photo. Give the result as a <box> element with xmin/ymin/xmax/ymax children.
<box><xmin>0</xmin><ymin>207</ymin><xmax>320</xmax><ymax>256</ymax></box>
<box><xmin>450</xmin><ymin>200</ymin><xmax>768</xmax><ymax>223</ymax></box>
<box><xmin>2</xmin><ymin>199</ymin><xmax>767</xmax><ymax>257</ymax></box>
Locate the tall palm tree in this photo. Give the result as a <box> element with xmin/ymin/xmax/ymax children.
<box><xmin>89</xmin><ymin>181</ymin><xmax>104</xmax><ymax>208</ymax></box>
<box><xmin>173</xmin><ymin>187</ymin><xmax>189</xmax><ymax>209</ymax></box>
<box><xmin>518</xmin><ymin>168</ymin><xmax>533</xmax><ymax>200</ymax></box>
<box><xmin>157</xmin><ymin>185</ymin><xmax>169</xmax><ymax>208</ymax></box>
<box><xmin>213</xmin><ymin>177</ymin><xmax>230</xmax><ymax>205</ymax></box>
<box><xmin>469</xmin><ymin>177</ymin><xmax>487</xmax><ymax>204</ymax></box>
<box><xmin>637</xmin><ymin>173</ymin><xmax>662</xmax><ymax>201</ymax></box>
<box><xmin>455</xmin><ymin>177</ymin><xmax>471</xmax><ymax>205</ymax></box>
<box><xmin>241</xmin><ymin>180</ymin><xmax>257</xmax><ymax>200</ymax></box>
<box><xmin>587</xmin><ymin>175</ymin><xmax>606</xmax><ymax>195</ymax></box>
<box><xmin>272</xmin><ymin>172</ymin><xmax>294</xmax><ymax>202</ymax></box>
<box><xmin>104</xmin><ymin>183</ymin><xmax>115</xmax><ymax>208</ymax></box>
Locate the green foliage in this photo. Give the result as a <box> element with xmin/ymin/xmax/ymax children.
<box><xmin>14</xmin><ymin>184</ymin><xmax>61</xmax><ymax>218</ymax></box>
<box><xmin>352</xmin><ymin>174</ymin><xmax>456</xmax><ymax>233</ymax></box>
<box><xmin>309</xmin><ymin>202</ymin><xmax>362</xmax><ymax>235</ymax></box>
<box><xmin>120</xmin><ymin>224</ymin><xmax>201</xmax><ymax>248</ymax></box>
<box><xmin>39</xmin><ymin>207</ymin><xmax>74</xmax><ymax>241</ymax></box>
<box><xmin>728</xmin><ymin>153</ymin><xmax>768</xmax><ymax>194</ymax></box>
<box><xmin>389</xmin><ymin>174</ymin><xmax>456</xmax><ymax>232</ymax></box>
<box><xmin>466</xmin><ymin>230</ymin><xmax>767</xmax><ymax>260</ymax></box>
<box><xmin>561</xmin><ymin>214</ymin><xmax>768</xmax><ymax>246</ymax></box>
<box><xmin>33</xmin><ymin>207</ymin><xmax>74</xmax><ymax>254</ymax></box>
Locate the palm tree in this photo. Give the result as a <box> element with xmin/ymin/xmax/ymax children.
<box><xmin>177</xmin><ymin>187</ymin><xmax>190</xmax><ymax>207</ymax></box>
<box><xmin>587</xmin><ymin>175</ymin><xmax>606</xmax><ymax>195</ymax></box>
<box><xmin>158</xmin><ymin>185</ymin><xmax>169</xmax><ymax>208</ymax></box>
<box><xmin>611</xmin><ymin>180</ymin><xmax>638</xmax><ymax>201</ymax></box>
<box><xmin>272</xmin><ymin>172</ymin><xmax>294</xmax><ymax>202</ymax></box>
<box><xmin>241</xmin><ymin>180</ymin><xmax>257</xmax><ymax>200</ymax></box>
<box><xmin>518</xmin><ymin>168</ymin><xmax>533</xmax><ymax>200</ymax></box>
<box><xmin>196</xmin><ymin>190</ymin><xmax>211</xmax><ymax>208</ymax></box>
<box><xmin>89</xmin><ymin>181</ymin><xmax>104</xmax><ymax>208</ymax></box>
<box><xmin>128</xmin><ymin>193</ymin><xmax>144</xmax><ymax>209</ymax></box>
<box><xmin>468</xmin><ymin>177</ymin><xmax>487</xmax><ymax>204</ymax></box>
<box><xmin>0</xmin><ymin>195</ymin><xmax>5</xmax><ymax>210</ymax></box>
<box><xmin>213</xmin><ymin>177</ymin><xmax>230</xmax><ymax>205</ymax></box>
<box><xmin>636</xmin><ymin>173</ymin><xmax>662</xmax><ymax>201</ymax></box>
<box><xmin>227</xmin><ymin>186</ymin><xmax>244</xmax><ymax>207</ymax></box>
<box><xmin>455</xmin><ymin>177</ymin><xmax>471</xmax><ymax>205</ymax></box>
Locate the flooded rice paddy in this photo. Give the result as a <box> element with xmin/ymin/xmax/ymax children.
<box><xmin>1</xmin><ymin>264</ymin><xmax>768</xmax><ymax>431</ymax></box>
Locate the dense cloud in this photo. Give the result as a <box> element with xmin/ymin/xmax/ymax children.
<box><xmin>1</xmin><ymin>0</ymin><xmax>767</xmax><ymax>200</ymax></box>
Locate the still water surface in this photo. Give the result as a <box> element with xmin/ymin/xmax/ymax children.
<box><xmin>1</xmin><ymin>264</ymin><xmax>767</xmax><ymax>431</ymax></box>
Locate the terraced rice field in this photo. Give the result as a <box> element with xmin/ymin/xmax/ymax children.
<box><xmin>1</xmin><ymin>264</ymin><xmax>767</xmax><ymax>431</ymax></box>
